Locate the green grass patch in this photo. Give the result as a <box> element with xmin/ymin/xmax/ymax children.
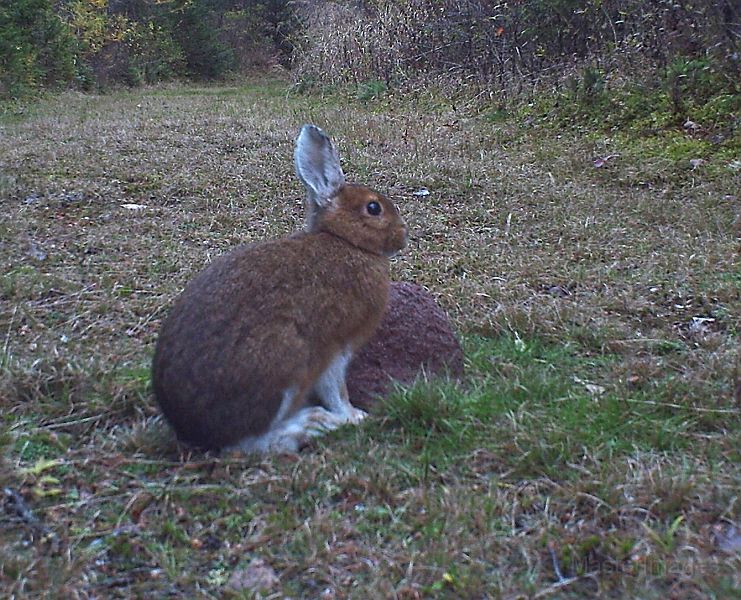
<box><xmin>363</xmin><ymin>335</ymin><xmax>709</xmax><ymax>482</ymax></box>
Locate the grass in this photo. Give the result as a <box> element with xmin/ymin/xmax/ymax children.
<box><xmin>1</xmin><ymin>78</ymin><xmax>739</xmax><ymax>597</ymax></box>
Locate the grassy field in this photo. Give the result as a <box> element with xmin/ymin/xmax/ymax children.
<box><xmin>1</xmin><ymin>79</ymin><xmax>739</xmax><ymax>598</ymax></box>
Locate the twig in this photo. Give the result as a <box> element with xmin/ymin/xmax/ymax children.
<box><xmin>533</xmin><ymin>574</ymin><xmax>591</xmax><ymax>598</ymax></box>
<box><xmin>42</xmin><ymin>414</ymin><xmax>106</xmax><ymax>430</ymax></box>
<box><xmin>547</xmin><ymin>540</ymin><xmax>568</xmax><ymax>584</ymax></box>
<box><xmin>2</xmin><ymin>304</ymin><xmax>17</xmax><ymax>363</ymax></box>
<box><xmin>3</xmin><ymin>486</ymin><xmax>57</xmax><ymax>547</ymax></box>
<box><xmin>576</xmin><ymin>491</ymin><xmax>614</xmax><ymax>511</ymax></box>
<box><xmin>536</xmin><ymin>543</ymin><xmax>591</xmax><ymax>598</ymax></box>
<box><xmin>610</xmin><ymin>338</ymin><xmax>677</xmax><ymax>344</ymax></box>
<box><xmin>622</xmin><ymin>398</ymin><xmax>738</xmax><ymax>414</ymax></box>
<box><xmin>125</xmin><ymin>304</ymin><xmax>166</xmax><ymax>337</ymax></box>
<box><xmin>26</xmin><ymin>284</ymin><xmax>98</xmax><ymax>309</ymax></box>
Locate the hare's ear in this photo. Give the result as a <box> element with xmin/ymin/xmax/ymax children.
<box><xmin>294</xmin><ymin>125</ymin><xmax>345</xmax><ymax>207</ymax></box>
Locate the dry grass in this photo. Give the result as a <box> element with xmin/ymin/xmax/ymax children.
<box><xmin>1</xmin><ymin>79</ymin><xmax>739</xmax><ymax>598</ymax></box>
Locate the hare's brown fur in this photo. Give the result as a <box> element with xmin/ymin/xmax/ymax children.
<box><xmin>152</xmin><ymin>183</ymin><xmax>406</xmax><ymax>451</ymax></box>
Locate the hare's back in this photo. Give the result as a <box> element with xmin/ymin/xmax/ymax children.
<box><xmin>152</xmin><ymin>234</ymin><xmax>389</xmax><ymax>448</ymax></box>
<box><xmin>174</xmin><ymin>234</ymin><xmax>388</xmax><ymax>335</ymax></box>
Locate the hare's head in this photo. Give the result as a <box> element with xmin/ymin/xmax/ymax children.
<box><xmin>294</xmin><ymin>125</ymin><xmax>407</xmax><ymax>257</ymax></box>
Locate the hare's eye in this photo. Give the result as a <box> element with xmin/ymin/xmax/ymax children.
<box><xmin>367</xmin><ymin>201</ymin><xmax>382</xmax><ymax>216</ymax></box>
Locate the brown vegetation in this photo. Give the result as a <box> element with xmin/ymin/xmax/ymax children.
<box><xmin>0</xmin><ymin>79</ymin><xmax>738</xmax><ymax>597</ymax></box>
<box><xmin>292</xmin><ymin>0</ymin><xmax>739</xmax><ymax>94</ymax></box>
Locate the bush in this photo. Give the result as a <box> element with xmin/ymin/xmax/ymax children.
<box><xmin>1</xmin><ymin>0</ymin><xmax>298</xmax><ymax>96</ymax></box>
<box><xmin>0</xmin><ymin>0</ymin><xmax>76</xmax><ymax>99</ymax></box>
<box><xmin>171</xmin><ymin>0</ymin><xmax>236</xmax><ymax>79</ymax></box>
<box><xmin>291</xmin><ymin>0</ymin><xmax>740</xmax><ymax>98</ymax></box>
<box><xmin>126</xmin><ymin>20</ymin><xmax>184</xmax><ymax>85</ymax></box>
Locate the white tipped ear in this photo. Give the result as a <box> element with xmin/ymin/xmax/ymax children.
<box><xmin>294</xmin><ymin>125</ymin><xmax>345</xmax><ymax>206</ymax></box>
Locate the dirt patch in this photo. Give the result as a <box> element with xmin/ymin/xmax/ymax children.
<box><xmin>347</xmin><ymin>281</ymin><xmax>464</xmax><ymax>409</ymax></box>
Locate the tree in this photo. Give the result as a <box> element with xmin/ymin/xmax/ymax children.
<box><xmin>0</xmin><ymin>0</ymin><xmax>76</xmax><ymax>98</ymax></box>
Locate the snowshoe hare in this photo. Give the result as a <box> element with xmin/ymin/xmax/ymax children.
<box><xmin>152</xmin><ymin>125</ymin><xmax>407</xmax><ymax>453</ymax></box>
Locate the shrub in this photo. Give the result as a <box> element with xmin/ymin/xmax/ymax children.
<box><xmin>171</xmin><ymin>0</ymin><xmax>236</xmax><ymax>79</ymax></box>
<box><xmin>1</xmin><ymin>0</ymin><xmax>299</xmax><ymax>95</ymax></box>
<box><xmin>291</xmin><ymin>0</ymin><xmax>740</xmax><ymax>99</ymax></box>
<box><xmin>0</xmin><ymin>0</ymin><xmax>76</xmax><ymax>99</ymax></box>
<box><xmin>126</xmin><ymin>20</ymin><xmax>184</xmax><ymax>85</ymax></box>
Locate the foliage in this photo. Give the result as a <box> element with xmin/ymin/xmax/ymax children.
<box><xmin>65</xmin><ymin>0</ymin><xmax>115</xmax><ymax>55</ymax></box>
<box><xmin>220</xmin><ymin>0</ymin><xmax>297</xmax><ymax>68</ymax></box>
<box><xmin>124</xmin><ymin>19</ymin><xmax>184</xmax><ymax>86</ymax></box>
<box><xmin>0</xmin><ymin>0</ymin><xmax>77</xmax><ymax>98</ymax></box>
<box><xmin>292</xmin><ymin>0</ymin><xmax>740</xmax><ymax>97</ymax></box>
<box><xmin>540</xmin><ymin>54</ymin><xmax>741</xmax><ymax>147</ymax></box>
<box><xmin>1</xmin><ymin>0</ymin><xmax>296</xmax><ymax>98</ymax></box>
<box><xmin>171</xmin><ymin>0</ymin><xmax>236</xmax><ymax>79</ymax></box>
<box><xmin>3</xmin><ymin>0</ymin><xmax>738</xmax><ymax>102</ymax></box>
<box><xmin>357</xmin><ymin>79</ymin><xmax>387</xmax><ymax>102</ymax></box>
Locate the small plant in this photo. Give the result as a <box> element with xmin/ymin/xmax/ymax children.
<box><xmin>665</xmin><ymin>57</ymin><xmax>715</xmax><ymax>117</ymax></box>
<box><xmin>357</xmin><ymin>79</ymin><xmax>387</xmax><ymax>102</ymax></box>
<box><xmin>580</xmin><ymin>66</ymin><xmax>606</xmax><ymax>100</ymax></box>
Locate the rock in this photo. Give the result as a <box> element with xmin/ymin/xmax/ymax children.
<box><xmin>347</xmin><ymin>282</ymin><xmax>464</xmax><ymax>410</ymax></box>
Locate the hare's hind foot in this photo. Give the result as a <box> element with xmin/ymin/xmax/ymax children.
<box><xmin>229</xmin><ymin>384</ymin><xmax>364</xmax><ymax>455</ymax></box>
<box><xmin>230</xmin><ymin>348</ymin><xmax>368</xmax><ymax>455</ymax></box>
<box><xmin>230</xmin><ymin>405</ymin><xmax>357</xmax><ymax>454</ymax></box>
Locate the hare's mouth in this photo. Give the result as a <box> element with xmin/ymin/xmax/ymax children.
<box><xmin>385</xmin><ymin>237</ymin><xmax>408</xmax><ymax>259</ymax></box>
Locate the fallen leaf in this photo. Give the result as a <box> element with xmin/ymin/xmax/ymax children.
<box><xmin>715</xmin><ymin>524</ymin><xmax>741</xmax><ymax>554</ymax></box>
<box><xmin>689</xmin><ymin>316</ymin><xmax>715</xmax><ymax>335</ymax></box>
<box><xmin>574</xmin><ymin>376</ymin><xmax>606</xmax><ymax>396</ymax></box>
<box><xmin>226</xmin><ymin>558</ymin><xmax>280</xmax><ymax>593</ymax></box>
<box><xmin>546</xmin><ymin>285</ymin><xmax>571</xmax><ymax>297</ymax></box>
<box><xmin>121</xmin><ymin>203</ymin><xmax>147</xmax><ymax>211</ymax></box>
<box><xmin>127</xmin><ymin>491</ymin><xmax>155</xmax><ymax>524</ymax></box>
<box><xmin>59</xmin><ymin>191</ymin><xmax>83</xmax><ymax>204</ymax></box>
<box><xmin>27</xmin><ymin>242</ymin><xmax>47</xmax><ymax>261</ymax></box>
<box><xmin>21</xmin><ymin>458</ymin><xmax>64</xmax><ymax>477</ymax></box>
<box><xmin>32</xmin><ymin>475</ymin><xmax>63</xmax><ymax>498</ymax></box>
<box><xmin>593</xmin><ymin>154</ymin><xmax>619</xmax><ymax>168</ymax></box>
<box><xmin>585</xmin><ymin>383</ymin><xmax>606</xmax><ymax>396</ymax></box>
